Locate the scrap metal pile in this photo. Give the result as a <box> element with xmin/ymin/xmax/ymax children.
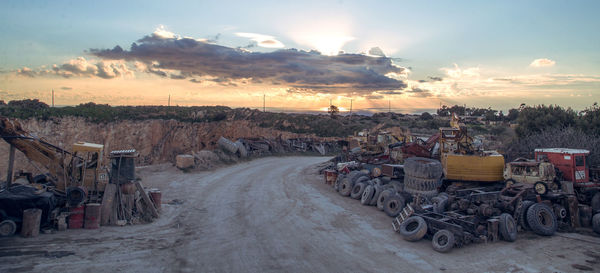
<box><xmin>218</xmin><ymin>136</ymin><xmax>339</xmax><ymax>157</ymax></box>
<box><xmin>0</xmin><ymin>117</ymin><xmax>160</xmax><ymax>238</ymax></box>
<box><xmin>322</xmin><ymin>115</ymin><xmax>600</xmax><ymax>253</ymax></box>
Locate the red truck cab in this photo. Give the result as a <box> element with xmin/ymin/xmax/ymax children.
<box><xmin>534</xmin><ymin>148</ymin><xmax>597</xmax><ymax>187</ymax></box>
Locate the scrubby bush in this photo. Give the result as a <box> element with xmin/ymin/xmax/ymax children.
<box><xmin>504</xmin><ymin>127</ymin><xmax>600</xmax><ymax>166</ymax></box>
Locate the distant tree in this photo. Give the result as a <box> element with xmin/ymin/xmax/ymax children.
<box><xmin>577</xmin><ymin>102</ymin><xmax>600</xmax><ymax>136</ymax></box>
<box><xmin>420</xmin><ymin>112</ymin><xmax>433</xmax><ymax>120</ymax></box>
<box><xmin>484</xmin><ymin>108</ymin><xmax>498</xmax><ymax>121</ymax></box>
<box><xmin>328</xmin><ymin>105</ymin><xmax>339</xmax><ymax>117</ymax></box>
<box><xmin>8</xmin><ymin>99</ymin><xmax>48</xmax><ymax>109</ymax></box>
<box><xmin>506</xmin><ymin>108</ymin><xmax>519</xmax><ymax>122</ymax></box>
<box><xmin>515</xmin><ymin>105</ymin><xmax>577</xmax><ymax>137</ymax></box>
<box><xmin>437</xmin><ymin>105</ymin><xmax>466</xmax><ymax>116</ymax></box>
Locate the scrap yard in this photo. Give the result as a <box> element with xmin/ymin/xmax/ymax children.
<box><xmin>1</xmin><ymin>157</ymin><xmax>599</xmax><ymax>273</ymax></box>
<box><xmin>2</xmin><ymin>1</ymin><xmax>599</xmax><ymax>271</ymax></box>
<box><xmin>0</xmin><ymin>112</ymin><xmax>599</xmax><ymax>273</ymax></box>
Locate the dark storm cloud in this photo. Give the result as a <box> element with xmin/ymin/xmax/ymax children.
<box><xmin>406</xmin><ymin>87</ymin><xmax>433</xmax><ymax>98</ymax></box>
<box><xmin>90</xmin><ymin>33</ymin><xmax>407</xmax><ymax>93</ymax></box>
<box><xmin>378</xmin><ymin>90</ymin><xmax>403</xmax><ymax>95</ymax></box>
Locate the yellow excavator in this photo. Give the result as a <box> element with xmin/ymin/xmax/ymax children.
<box><xmin>0</xmin><ymin>117</ymin><xmax>108</xmax><ymax>196</ymax></box>
<box><xmin>439</xmin><ymin>113</ymin><xmax>504</xmax><ymax>182</ymax></box>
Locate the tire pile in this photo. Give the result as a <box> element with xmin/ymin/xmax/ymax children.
<box><xmin>334</xmin><ymin>170</ymin><xmax>407</xmax><ymax>218</ymax></box>
<box><xmin>327</xmin><ymin>156</ymin><xmax>600</xmax><ymax>253</ymax></box>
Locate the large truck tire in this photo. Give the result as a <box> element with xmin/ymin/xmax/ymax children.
<box><xmin>404</xmin><ymin>175</ymin><xmax>440</xmax><ymax>198</ymax></box>
<box><xmin>593</xmin><ymin>214</ymin><xmax>600</xmax><ymax>234</ymax></box>
<box><xmin>399</xmin><ymin>216</ymin><xmax>428</xmax><ymax>241</ymax></box>
<box><xmin>499</xmin><ymin>213</ymin><xmax>517</xmax><ymax>242</ymax></box>
<box><xmin>349</xmin><ymin>171</ymin><xmax>369</xmax><ymax>185</ymax></box>
<box><xmin>431</xmin><ymin>229</ymin><xmax>455</xmax><ymax>253</ymax></box>
<box><xmin>383</xmin><ymin>194</ymin><xmax>406</xmax><ymax>217</ymax></box>
<box><xmin>526</xmin><ymin>203</ymin><xmax>557</xmax><ymax>236</ymax></box>
<box><xmin>403</xmin><ymin>157</ymin><xmax>443</xmax><ymax>179</ymax></box>
<box><xmin>339</xmin><ymin>177</ymin><xmax>354</xmax><ymax>197</ymax></box>
<box><xmin>334</xmin><ymin>174</ymin><xmax>345</xmax><ymax>192</ymax></box>
<box><xmin>369</xmin><ymin>185</ymin><xmax>383</xmax><ymax>206</ymax></box>
<box><xmin>592</xmin><ymin>192</ymin><xmax>600</xmax><ymax>214</ymax></box>
<box><xmin>519</xmin><ymin>201</ymin><xmax>535</xmax><ymax>230</ymax></box>
<box><xmin>350</xmin><ymin>183</ymin><xmax>367</xmax><ymax>199</ymax></box>
<box><xmin>377</xmin><ymin>189</ymin><xmax>395</xmax><ymax>211</ymax></box>
<box><xmin>361</xmin><ymin>185</ymin><xmax>375</xmax><ymax>205</ymax></box>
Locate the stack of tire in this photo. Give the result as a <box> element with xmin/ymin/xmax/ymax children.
<box><xmin>334</xmin><ymin>170</ymin><xmax>406</xmax><ymax>215</ymax></box>
<box><xmin>402</xmin><ymin>157</ymin><xmax>442</xmax><ymax>198</ymax></box>
<box><xmin>518</xmin><ymin>201</ymin><xmax>558</xmax><ymax>236</ymax></box>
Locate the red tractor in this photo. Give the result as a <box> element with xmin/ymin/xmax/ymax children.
<box><xmin>533</xmin><ymin>148</ymin><xmax>600</xmax><ymax>231</ymax></box>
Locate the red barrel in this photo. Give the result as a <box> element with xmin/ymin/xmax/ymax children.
<box><xmin>149</xmin><ymin>190</ymin><xmax>162</xmax><ymax>211</ymax></box>
<box><xmin>68</xmin><ymin>205</ymin><xmax>84</xmax><ymax>229</ymax></box>
<box><xmin>84</xmin><ymin>203</ymin><xmax>101</xmax><ymax>229</ymax></box>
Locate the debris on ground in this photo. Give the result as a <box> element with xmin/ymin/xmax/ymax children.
<box><xmin>322</xmin><ymin>113</ymin><xmax>600</xmax><ymax>253</ymax></box>
<box><xmin>0</xmin><ymin>117</ymin><xmax>160</xmax><ymax>238</ymax></box>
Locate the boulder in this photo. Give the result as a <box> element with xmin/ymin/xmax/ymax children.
<box><xmin>175</xmin><ymin>154</ymin><xmax>195</xmax><ymax>170</ymax></box>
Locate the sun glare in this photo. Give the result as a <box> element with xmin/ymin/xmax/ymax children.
<box><xmin>290</xmin><ymin>18</ymin><xmax>355</xmax><ymax>56</ymax></box>
<box><xmin>308</xmin><ymin>35</ymin><xmax>355</xmax><ymax>56</ymax></box>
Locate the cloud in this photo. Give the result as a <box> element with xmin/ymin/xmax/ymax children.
<box><xmin>16</xmin><ymin>67</ymin><xmax>36</xmax><ymax>77</ymax></box>
<box><xmin>235</xmin><ymin>32</ymin><xmax>285</xmax><ymax>48</ymax></box>
<box><xmin>60</xmin><ymin>86</ymin><xmax>72</xmax><ymax>90</ymax></box>
<box><xmin>405</xmin><ymin>87</ymin><xmax>433</xmax><ymax>98</ymax></box>
<box><xmin>368</xmin><ymin>47</ymin><xmax>386</xmax><ymax>57</ymax></box>
<box><xmin>428</xmin><ymin>76</ymin><xmax>443</xmax><ymax>82</ymax></box>
<box><xmin>90</xmin><ymin>30</ymin><xmax>407</xmax><ymax>94</ymax></box>
<box><xmin>530</xmin><ymin>58</ymin><xmax>556</xmax><ymax>68</ymax></box>
<box><xmin>443</xmin><ymin>64</ymin><xmax>480</xmax><ymax>78</ymax></box>
<box><xmin>16</xmin><ymin>57</ymin><xmax>134</xmax><ymax>79</ymax></box>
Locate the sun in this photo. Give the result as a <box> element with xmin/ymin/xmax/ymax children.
<box><xmin>290</xmin><ymin>19</ymin><xmax>355</xmax><ymax>56</ymax></box>
<box><xmin>309</xmin><ymin>35</ymin><xmax>355</xmax><ymax>56</ymax></box>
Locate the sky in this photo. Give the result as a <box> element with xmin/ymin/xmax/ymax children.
<box><xmin>1</xmin><ymin>0</ymin><xmax>599</xmax><ymax>113</ymax></box>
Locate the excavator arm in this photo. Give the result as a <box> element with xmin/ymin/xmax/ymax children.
<box><xmin>0</xmin><ymin>116</ymin><xmax>70</xmax><ymax>190</ymax></box>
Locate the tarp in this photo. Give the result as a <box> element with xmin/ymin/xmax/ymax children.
<box><xmin>0</xmin><ymin>184</ymin><xmax>56</xmax><ymax>227</ymax></box>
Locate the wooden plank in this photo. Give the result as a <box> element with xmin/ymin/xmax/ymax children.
<box><xmin>135</xmin><ymin>181</ymin><xmax>159</xmax><ymax>218</ymax></box>
<box><xmin>6</xmin><ymin>145</ymin><xmax>15</xmax><ymax>186</ymax></box>
<box><xmin>100</xmin><ymin>184</ymin><xmax>117</xmax><ymax>226</ymax></box>
<box><xmin>123</xmin><ymin>194</ymin><xmax>134</xmax><ymax>221</ymax></box>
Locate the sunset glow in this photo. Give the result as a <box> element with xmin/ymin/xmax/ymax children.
<box><xmin>1</xmin><ymin>1</ymin><xmax>598</xmax><ymax>113</ymax></box>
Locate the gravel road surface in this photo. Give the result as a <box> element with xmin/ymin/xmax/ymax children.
<box><xmin>1</xmin><ymin>156</ymin><xmax>599</xmax><ymax>272</ymax></box>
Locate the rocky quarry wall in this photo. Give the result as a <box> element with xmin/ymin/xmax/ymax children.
<box><xmin>0</xmin><ymin>117</ymin><xmax>323</xmax><ymax>177</ymax></box>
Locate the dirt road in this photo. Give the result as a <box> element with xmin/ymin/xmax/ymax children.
<box><xmin>1</xmin><ymin>156</ymin><xmax>599</xmax><ymax>272</ymax></box>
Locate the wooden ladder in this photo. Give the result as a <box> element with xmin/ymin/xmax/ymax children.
<box><xmin>392</xmin><ymin>204</ymin><xmax>414</xmax><ymax>232</ymax></box>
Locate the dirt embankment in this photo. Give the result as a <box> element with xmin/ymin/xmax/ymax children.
<box><xmin>0</xmin><ymin>117</ymin><xmax>322</xmax><ymax>176</ymax></box>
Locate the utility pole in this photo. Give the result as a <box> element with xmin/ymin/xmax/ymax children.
<box><xmin>52</xmin><ymin>89</ymin><xmax>54</xmax><ymax>107</ymax></box>
<box><xmin>350</xmin><ymin>99</ymin><xmax>352</xmax><ymax>115</ymax></box>
<box><xmin>168</xmin><ymin>94</ymin><xmax>171</xmax><ymax>107</ymax></box>
<box><xmin>263</xmin><ymin>94</ymin><xmax>266</xmax><ymax>112</ymax></box>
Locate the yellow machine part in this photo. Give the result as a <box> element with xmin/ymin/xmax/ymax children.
<box><xmin>442</xmin><ymin>153</ymin><xmax>505</xmax><ymax>182</ymax></box>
